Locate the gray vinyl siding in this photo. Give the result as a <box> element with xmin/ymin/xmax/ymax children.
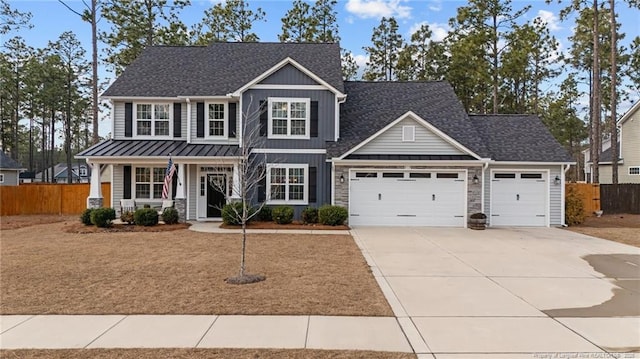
<box><xmin>189</xmin><ymin>101</ymin><xmax>239</xmax><ymax>145</ymax></box>
<box><xmin>113</xmin><ymin>101</ymin><xmax>187</xmax><ymax>140</ymax></box>
<box><xmin>188</xmin><ymin>164</ymin><xmax>197</xmax><ymax>220</ymax></box>
<box><xmin>484</xmin><ymin>165</ymin><xmax>563</xmax><ymax>226</ymax></box>
<box><xmin>112</xmin><ymin>165</ymin><xmax>124</xmax><ymax>213</ymax></box>
<box><xmin>259</xmin><ymin>64</ymin><xmax>319</xmax><ymax>86</ymax></box>
<box><xmin>0</xmin><ymin>170</ymin><xmax>19</xmax><ymax>186</ymax></box>
<box><xmin>354</xmin><ymin>117</ymin><xmax>466</xmax><ymax>155</ymax></box>
<box><xmin>260</xmin><ymin>153</ymin><xmax>331</xmax><ymax>219</ymax></box>
<box><xmin>243</xmin><ymin>89</ymin><xmax>336</xmax><ymax>147</ymax></box>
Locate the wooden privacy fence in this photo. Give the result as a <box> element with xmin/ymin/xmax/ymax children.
<box><xmin>0</xmin><ymin>183</ymin><xmax>111</xmax><ymax>216</ymax></box>
<box><xmin>600</xmin><ymin>184</ymin><xmax>640</xmax><ymax>214</ymax></box>
<box><xmin>566</xmin><ymin>183</ymin><xmax>601</xmax><ymax>214</ymax></box>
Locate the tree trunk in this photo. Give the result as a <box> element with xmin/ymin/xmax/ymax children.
<box><xmin>591</xmin><ymin>0</ymin><xmax>601</xmax><ymax>184</ymax></box>
<box><xmin>50</xmin><ymin>110</ymin><xmax>56</xmax><ymax>183</ymax></box>
<box><xmin>65</xmin><ymin>72</ymin><xmax>73</xmax><ymax>184</ymax></box>
<box><xmin>91</xmin><ymin>0</ymin><xmax>99</xmax><ymax>144</ymax></box>
<box><xmin>610</xmin><ymin>0</ymin><xmax>618</xmax><ymax>184</ymax></box>
<box><xmin>492</xmin><ymin>14</ymin><xmax>499</xmax><ymax>114</ymax></box>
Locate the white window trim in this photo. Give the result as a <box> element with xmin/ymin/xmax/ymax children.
<box><xmin>205</xmin><ymin>102</ymin><xmax>227</xmax><ymax>139</ymax></box>
<box><xmin>266</xmin><ymin>163</ymin><xmax>308</xmax><ymax>205</ymax></box>
<box><xmin>79</xmin><ymin>166</ymin><xmax>87</xmax><ymax>177</ymax></box>
<box><xmin>629</xmin><ymin>166</ymin><xmax>640</xmax><ymax>175</ymax></box>
<box><xmin>133</xmin><ymin>166</ymin><xmax>166</xmax><ymax>200</ymax></box>
<box><xmin>267</xmin><ymin>97</ymin><xmax>311</xmax><ymax>140</ymax></box>
<box><xmin>402</xmin><ymin>125</ymin><xmax>415</xmax><ymax>142</ymax></box>
<box><xmin>133</xmin><ymin>102</ymin><xmax>173</xmax><ymax>138</ymax></box>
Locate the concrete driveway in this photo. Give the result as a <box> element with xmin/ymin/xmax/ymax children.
<box><xmin>351</xmin><ymin>226</ymin><xmax>640</xmax><ymax>358</ymax></box>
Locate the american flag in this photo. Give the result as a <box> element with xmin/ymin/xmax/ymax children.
<box><xmin>162</xmin><ymin>157</ymin><xmax>176</xmax><ymax>199</ymax></box>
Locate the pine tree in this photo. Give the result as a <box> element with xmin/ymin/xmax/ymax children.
<box><xmin>279</xmin><ymin>0</ymin><xmax>316</xmax><ymax>43</ymax></box>
<box><xmin>363</xmin><ymin>17</ymin><xmax>403</xmax><ymax>81</ymax></box>
<box><xmin>192</xmin><ymin>0</ymin><xmax>264</xmax><ymax>44</ymax></box>
<box><xmin>312</xmin><ymin>0</ymin><xmax>339</xmax><ymax>42</ymax></box>
<box><xmin>341</xmin><ymin>49</ymin><xmax>359</xmax><ymax>80</ymax></box>
<box><xmin>0</xmin><ymin>0</ymin><xmax>32</xmax><ymax>34</ymax></box>
<box><xmin>407</xmin><ymin>24</ymin><xmax>447</xmax><ymax>81</ymax></box>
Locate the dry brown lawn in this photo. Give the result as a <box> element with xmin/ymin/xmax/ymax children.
<box><xmin>0</xmin><ymin>221</ymin><xmax>391</xmax><ymax>316</ymax></box>
<box><xmin>565</xmin><ymin>213</ymin><xmax>640</xmax><ymax>248</ymax></box>
<box><xmin>0</xmin><ymin>349</ymin><xmax>416</xmax><ymax>359</ymax></box>
<box><xmin>0</xmin><ymin>214</ymin><xmax>75</xmax><ymax>230</ymax></box>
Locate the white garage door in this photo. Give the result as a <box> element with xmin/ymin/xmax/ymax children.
<box><xmin>349</xmin><ymin>171</ymin><xmax>466</xmax><ymax>226</ymax></box>
<box><xmin>491</xmin><ymin>171</ymin><xmax>548</xmax><ymax>226</ymax></box>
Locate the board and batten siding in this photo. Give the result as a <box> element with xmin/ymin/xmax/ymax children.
<box><xmin>188</xmin><ymin>164</ymin><xmax>197</xmax><ymax>220</ymax></box>
<box><xmin>353</xmin><ymin>117</ymin><xmax>466</xmax><ymax>155</ymax></box>
<box><xmin>112</xmin><ymin>101</ymin><xmax>187</xmax><ymax>140</ymax></box>
<box><xmin>112</xmin><ymin>165</ymin><xmax>124</xmax><ymax>213</ymax></box>
<box><xmin>483</xmin><ymin>165</ymin><xmax>563</xmax><ymax>226</ymax></box>
<box><xmin>243</xmin><ymin>89</ymin><xmax>336</xmax><ymax>147</ymax></box>
<box><xmin>189</xmin><ymin>101</ymin><xmax>239</xmax><ymax>145</ymax></box>
<box><xmin>259</xmin><ymin>64</ymin><xmax>319</xmax><ymax>86</ymax></box>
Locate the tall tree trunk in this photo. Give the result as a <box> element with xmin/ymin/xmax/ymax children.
<box><xmin>591</xmin><ymin>0</ymin><xmax>601</xmax><ymax>184</ymax></box>
<box><xmin>492</xmin><ymin>14</ymin><xmax>499</xmax><ymax>114</ymax></box>
<box><xmin>65</xmin><ymin>72</ymin><xmax>73</xmax><ymax>184</ymax></box>
<box><xmin>91</xmin><ymin>0</ymin><xmax>99</xmax><ymax>144</ymax></box>
<box><xmin>610</xmin><ymin>0</ymin><xmax>618</xmax><ymax>184</ymax></box>
<box><xmin>13</xmin><ymin>65</ymin><xmax>20</xmax><ymax>160</ymax></box>
<box><xmin>50</xmin><ymin>110</ymin><xmax>56</xmax><ymax>183</ymax></box>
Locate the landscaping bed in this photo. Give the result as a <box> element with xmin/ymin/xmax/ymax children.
<box><xmin>220</xmin><ymin>221</ymin><xmax>349</xmax><ymax>230</ymax></box>
<box><xmin>0</xmin><ymin>221</ymin><xmax>391</xmax><ymax>316</ymax></box>
<box><xmin>0</xmin><ymin>349</ymin><xmax>416</xmax><ymax>359</ymax></box>
<box><xmin>565</xmin><ymin>213</ymin><xmax>640</xmax><ymax>248</ymax></box>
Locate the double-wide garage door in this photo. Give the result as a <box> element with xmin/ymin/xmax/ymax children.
<box><xmin>491</xmin><ymin>171</ymin><xmax>548</xmax><ymax>226</ymax></box>
<box><xmin>349</xmin><ymin>170</ymin><xmax>466</xmax><ymax>226</ymax></box>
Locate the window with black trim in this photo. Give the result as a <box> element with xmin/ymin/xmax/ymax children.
<box><xmin>410</xmin><ymin>173</ymin><xmax>431</xmax><ymax>178</ymax></box>
<box><xmin>355</xmin><ymin>172</ymin><xmax>378</xmax><ymax>178</ymax></box>
<box><xmin>494</xmin><ymin>173</ymin><xmax>516</xmax><ymax>179</ymax></box>
<box><xmin>629</xmin><ymin>167</ymin><xmax>640</xmax><ymax>175</ymax></box>
<box><xmin>437</xmin><ymin>173</ymin><xmax>459</xmax><ymax>179</ymax></box>
<box><xmin>382</xmin><ymin>172</ymin><xmax>404</xmax><ymax>178</ymax></box>
<box><xmin>521</xmin><ymin>173</ymin><xmax>543</xmax><ymax>179</ymax></box>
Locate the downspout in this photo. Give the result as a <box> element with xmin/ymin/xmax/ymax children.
<box><xmin>561</xmin><ymin>164</ymin><xmax>571</xmax><ymax>227</ymax></box>
<box><xmin>185</xmin><ymin>98</ymin><xmax>191</xmax><ymax>143</ymax></box>
<box><xmin>330</xmin><ymin>161</ymin><xmax>336</xmax><ymax>205</ymax></box>
<box><xmin>481</xmin><ymin>161</ymin><xmax>489</xmax><ymax>214</ymax></box>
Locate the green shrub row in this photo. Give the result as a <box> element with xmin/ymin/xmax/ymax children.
<box><xmin>221</xmin><ymin>203</ymin><xmax>348</xmax><ymax>226</ymax></box>
<box><xmin>81</xmin><ymin>208</ymin><xmax>116</xmax><ymax>228</ymax></box>
<box><xmin>81</xmin><ymin>206</ymin><xmax>181</xmax><ymax>227</ymax></box>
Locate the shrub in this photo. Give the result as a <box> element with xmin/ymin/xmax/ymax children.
<box><xmin>222</xmin><ymin>202</ymin><xmax>255</xmax><ymax>225</ymax></box>
<box><xmin>257</xmin><ymin>206</ymin><xmax>272</xmax><ymax>221</ymax></box>
<box><xmin>318</xmin><ymin>205</ymin><xmax>348</xmax><ymax>226</ymax></box>
<box><xmin>565</xmin><ymin>186</ymin><xmax>586</xmax><ymax>226</ymax></box>
<box><xmin>134</xmin><ymin>208</ymin><xmax>159</xmax><ymax>226</ymax></box>
<box><xmin>302</xmin><ymin>206</ymin><xmax>318</xmax><ymax>224</ymax></box>
<box><xmin>162</xmin><ymin>207</ymin><xmax>180</xmax><ymax>224</ymax></box>
<box><xmin>272</xmin><ymin>206</ymin><xmax>294</xmax><ymax>224</ymax></box>
<box><xmin>90</xmin><ymin>207</ymin><xmax>116</xmax><ymax>228</ymax></box>
<box><xmin>80</xmin><ymin>208</ymin><xmax>94</xmax><ymax>225</ymax></box>
<box><xmin>120</xmin><ymin>210</ymin><xmax>135</xmax><ymax>224</ymax></box>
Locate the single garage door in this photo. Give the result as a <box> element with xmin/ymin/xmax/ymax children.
<box><xmin>349</xmin><ymin>171</ymin><xmax>466</xmax><ymax>226</ymax></box>
<box><xmin>491</xmin><ymin>171</ymin><xmax>548</xmax><ymax>226</ymax></box>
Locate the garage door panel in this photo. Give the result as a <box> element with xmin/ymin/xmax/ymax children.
<box><xmin>491</xmin><ymin>172</ymin><xmax>547</xmax><ymax>227</ymax></box>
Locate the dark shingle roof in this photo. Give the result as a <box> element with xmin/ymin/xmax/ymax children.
<box><xmin>0</xmin><ymin>150</ymin><xmax>23</xmax><ymax>169</ymax></box>
<box><xmin>103</xmin><ymin>42</ymin><xmax>344</xmax><ymax>97</ymax></box>
<box><xmin>470</xmin><ymin>114</ymin><xmax>573</xmax><ymax>162</ymax></box>
<box><xmin>76</xmin><ymin>140</ymin><xmax>240</xmax><ymax>158</ymax></box>
<box><xmin>328</xmin><ymin>81</ymin><xmax>490</xmax><ymax>158</ymax></box>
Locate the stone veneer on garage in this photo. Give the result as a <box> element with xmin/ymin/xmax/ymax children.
<box><xmin>334</xmin><ymin>165</ymin><xmax>483</xmax><ymax>226</ymax></box>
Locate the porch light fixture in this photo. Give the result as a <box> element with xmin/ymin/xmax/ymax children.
<box><xmin>554</xmin><ymin>175</ymin><xmax>561</xmax><ymax>185</ymax></box>
<box><xmin>472</xmin><ymin>174</ymin><xmax>479</xmax><ymax>184</ymax></box>
<box><xmin>340</xmin><ymin>175</ymin><xmax>345</xmax><ymax>183</ymax></box>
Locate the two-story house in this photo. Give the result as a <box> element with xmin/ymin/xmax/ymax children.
<box><xmin>77</xmin><ymin>42</ymin><xmax>573</xmax><ymax>227</ymax></box>
<box><xmin>585</xmin><ymin>100</ymin><xmax>640</xmax><ymax>184</ymax></box>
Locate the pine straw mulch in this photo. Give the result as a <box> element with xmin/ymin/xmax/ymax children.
<box><xmin>0</xmin><ymin>221</ymin><xmax>392</xmax><ymax>316</ymax></box>
<box><xmin>221</xmin><ymin>221</ymin><xmax>350</xmax><ymax>230</ymax></box>
<box><xmin>565</xmin><ymin>213</ymin><xmax>640</xmax><ymax>248</ymax></box>
<box><xmin>0</xmin><ymin>349</ymin><xmax>416</xmax><ymax>359</ymax></box>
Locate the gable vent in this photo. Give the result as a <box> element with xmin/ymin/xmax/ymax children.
<box><xmin>402</xmin><ymin>126</ymin><xmax>415</xmax><ymax>142</ymax></box>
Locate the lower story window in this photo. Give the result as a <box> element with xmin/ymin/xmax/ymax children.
<box><xmin>629</xmin><ymin>166</ymin><xmax>640</xmax><ymax>175</ymax></box>
<box><xmin>135</xmin><ymin>167</ymin><xmax>165</xmax><ymax>199</ymax></box>
<box><xmin>267</xmin><ymin>164</ymin><xmax>307</xmax><ymax>204</ymax></box>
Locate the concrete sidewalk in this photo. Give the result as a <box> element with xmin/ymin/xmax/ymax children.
<box><xmin>0</xmin><ymin>315</ymin><xmax>412</xmax><ymax>352</ymax></box>
<box><xmin>188</xmin><ymin>221</ymin><xmax>350</xmax><ymax>235</ymax></box>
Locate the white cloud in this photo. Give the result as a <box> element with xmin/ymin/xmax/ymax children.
<box><xmin>428</xmin><ymin>0</ymin><xmax>442</xmax><ymax>12</ymax></box>
<box><xmin>345</xmin><ymin>0</ymin><xmax>412</xmax><ymax>19</ymax></box>
<box><xmin>536</xmin><ymin>10</ymin><xmax>562</xmax><ymax>31</ymax></box>
<box><xmin>408</xmin><ymin>21</ymin><xmax>449</xmax><ymax>42</ymax></box>
<box><xmin>354</xmin><ymin>54</ymin><xmax>369</xmax><ymax>68</ymax></box>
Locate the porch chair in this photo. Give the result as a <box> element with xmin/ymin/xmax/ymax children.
<box><xmin>120</xmin><ymin>199</ymin><xmax>136</xmax><ymax>215</ymax></box>
<box><xmin>158</xmin><ymin>200</ymin><xmax>174</xmax><ymax>216</ymax></box>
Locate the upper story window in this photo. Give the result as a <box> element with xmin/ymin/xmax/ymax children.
<box><xmin>78</xmin><ymin>166</ymin><xmax>87</xmax><ymax>177</ymax></box>
<box><xmin>208</xmin><ymin>103</ymin><xmax>226</xmax><ymax>138</ymax></box>
<box><xmin>136</xmin><ymin>103</ymin><xmax>171</xmax><ymax>137</ymax></box>
<box><xmin>268</xmin><ymin>98</ymin><xmax>310</xmax><ymax>139</ymax></box>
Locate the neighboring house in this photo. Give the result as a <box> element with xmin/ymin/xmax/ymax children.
<box><xmin>0</xmin><ymin>150</ymin><xmax>25</xmax><ymax>186</ymax></box>
<box><xmin>585</xmin><ymin>100</ymin><xmax>640</xmax><ymax>184</ymax></box>
<box><xmin>36</xmin><ymin>163</ymin><xmax>91</xmax><ymax>183</ymax></box>
<box><xmin>77</xmin><ymin>42</ymin><xmax>573</xmax><ymax>227</ymax></box>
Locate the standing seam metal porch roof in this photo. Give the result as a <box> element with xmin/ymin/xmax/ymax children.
<box><xmin>102</xmin><ymin>42</ymin><xmax>344</xmax><ymax>98</ymax></box>
<box><xmin>76</xmin><ymin>140</ymin><xmax>240</xmax><ymax>158</ymax></box>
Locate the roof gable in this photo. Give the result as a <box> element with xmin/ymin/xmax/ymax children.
<box><xmin>619</xmin><ymin>100</ymin><xmax>640</xmax><ymax>126</ymax></box>
<box><xmin>0</xmin><ymin>150</ymin><xmax>24</xmax><ymax>169</ymax></box>
<box><xmin>348</xmin><ymin>112</ymin><xmax>474</xmax><ymax>158</ymax></box>
<box><xmin>102</xmin><ymin>43</ymin><xmax>344</xmax><ymax>98</ymax></box>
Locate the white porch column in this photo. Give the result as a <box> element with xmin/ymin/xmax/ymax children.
<box><xmin>175</xmin><ymin>163</ymin><xmax>186</xmax><ymax>199</ymax></box>
<box><xmin>86</xmin><ymin>161</ymin><xmax>103</xmax><ymax>208</ymax></box>
<box><xmin>231</xmin><ymin>162</ymin><xmax>241</xmax><ymax>199</ymax></box>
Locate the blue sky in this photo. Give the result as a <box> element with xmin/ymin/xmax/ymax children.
<box><xmin>3</xmin><ymin>0</ymin><xmax>640</xmax><ymax>136</ymax></box>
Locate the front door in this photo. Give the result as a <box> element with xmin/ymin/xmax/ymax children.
<box><xmin>207</xmin><ymin>174</ymin><xmax>226</xmax><ymax>217</ymax></box>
